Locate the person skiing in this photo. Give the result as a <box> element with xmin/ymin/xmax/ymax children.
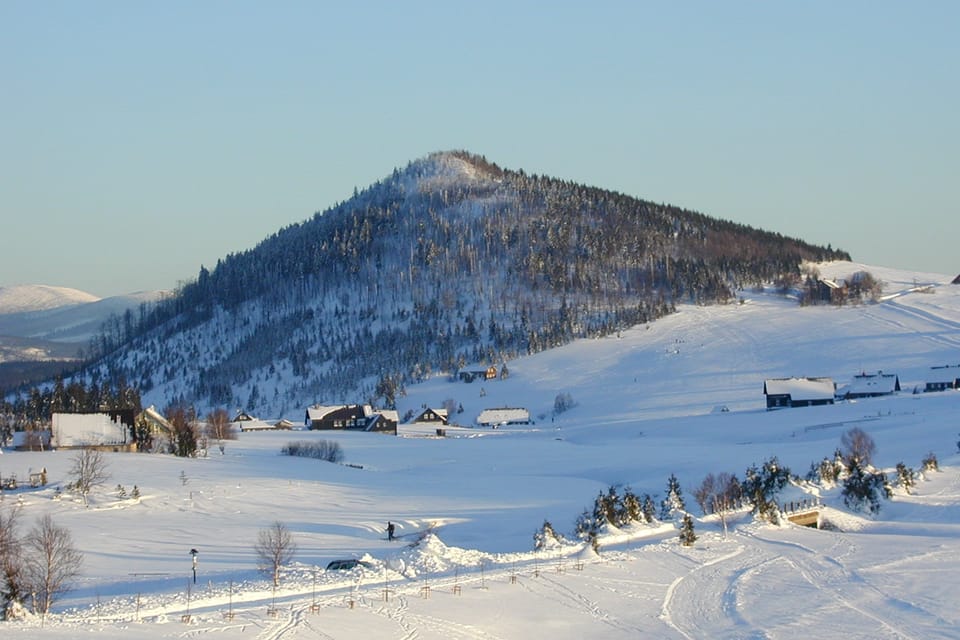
<box><xmin>387</xmin><ymin>521</ymin><xmax>396</xmax><ymax>541</ymax></box>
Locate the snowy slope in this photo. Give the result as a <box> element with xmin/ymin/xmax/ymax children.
<box><xmin>2</xmin><ymin>263</ymin><xmax>960</xmax><ymax>639</ymax></box>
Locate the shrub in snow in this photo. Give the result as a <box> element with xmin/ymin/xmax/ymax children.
<box><xmin>553</xmin><ymin>392</ymin><xmax>577</xmax><ymax>416</ymax></box>
<box><xmin>841</xmin><ymin>460</ymin><xmax>892</xmax><ymax>515</ymax></box>
<box><xmin>281</xmin><ymin>440</ymin><xmax>344</xmax><ymax>463</ymax></box>
<box><xmin>921</xmin><ymin>452</ymin><xmax>939</xmax><ymax>473</ymax></box>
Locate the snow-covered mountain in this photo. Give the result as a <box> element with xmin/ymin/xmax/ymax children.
<box><xmin>0</xmin><ymin>284</ymin><xmax>100</xmax><ymax>314</ymax></box>
<box><xmin>77</xmin><ymin>150</ymin><xmax>852</xmax><ymax>416</ymax></box>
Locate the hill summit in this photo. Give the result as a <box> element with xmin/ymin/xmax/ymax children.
<box><xmin>79</xmin><ymin>150</ymin><xmax>848</xmax><ymax>416</ymax></box>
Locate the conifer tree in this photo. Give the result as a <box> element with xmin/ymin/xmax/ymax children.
<box><xmin>660</xmin><ymin>474</ymin><xmax>686</xmax><ymax>521</ymax></box>
<box><xmin>895</xmin><ymin>462</ymin><xmax>916</xmax><ymax>494</ymax></box>
<box><xmin>533</xmin><ymin>520</ymin><xmax>562</xmax><ymax>550</ymax></box>
<box><xmin>621</xmin><ymin>487</ymin><xmax>641</xmax><ymax>524</ymax></box>
<box><xmin>679</xmin><ymin>514</ymin><xmax>697</xmax><ymax>547</ymax></box>
<box><xmin>742</xmin><ymin>457</ymin><xmax>790</xmax><ymax>522</ymax></box>
<box><xmin>842</xmin><ymin>460</ymin><xmax>892</xmax><ymax>514</ymax></box>
<box><xmin>641</xmin><ymin>494</ymin><xmax>657</xmax><ymax>523</ymax></box>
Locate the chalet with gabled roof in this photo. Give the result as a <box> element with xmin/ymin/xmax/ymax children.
<box><xmin>763</xmin><ymin>377</ymin><xmax>835</xmax><ymax>409</ymax></box>
<box><xmin>840</xmin><ymin>371</ymin><xmax>900</xmax><ymax>399</ymax></box>
<box><xmin>408</xmin><ymin>407</ymin><xmax>448</xmax><ymax>425</ymax></box>
<box><xmin>458</xmin><ymin>364</ymin><xmax>498</xmax><ymax>383</ymax></box>
<box><xmin>304</xmin><ymin>404</ymin><xmax>398</xmax><ymax>435</ymax></box>
<box><xmin>925</xmin><ymin>365</ymin><xmax>960</xmax><ymax>392</ymax></box>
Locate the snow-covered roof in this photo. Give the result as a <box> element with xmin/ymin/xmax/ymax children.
<box><xmin>305</xmin><ymin>405</ymin><xmax>351</xmax><ymax>421</ymax></box>
<box><xmin>411</xmin><ymin>407</ymin><xmax>448</xmax><ymax>421</ymax></box>
<box><xmin>305</xmin><ymin>404</ymin><xmax>395</xmax><ymax>425</ymax></box>
<box><xmin>139</xmin><ymin>405</ymin><xmax>172</xmax><ymax>432</ymax></box>
<box><xmin>476</xmin><ymin>407</ymin><xmax>530</xmax><ymax>426</ymax></box>
<box><xmin>843</xmin><ymin>372</ymin><xmax>899</xmax><ymax>396</ymax></box>
<box><xmin>927</xmin><ymin>365</ymin><xmax>960</xmax><ymax>384</ymax></box>
<box><xmin>236</xmin><ymin>418</ymin><xmax>275</xmax><ymax>431</ymax></box>
<box><xmin>763</xmin><ymin>377</ymin><xmax>835</xmax><ymax>401</ymax></box>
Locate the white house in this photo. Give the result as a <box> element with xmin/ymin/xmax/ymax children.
<box><xmin>52</xmin><ymin>412</ymin><xmax>130</xmax><ymax>448</ymax></box>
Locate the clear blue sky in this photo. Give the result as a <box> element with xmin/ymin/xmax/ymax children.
<box><xmin>2</xmin><ymin>1</ymin><xmax>957</xmax><ymax>297</ymax></box>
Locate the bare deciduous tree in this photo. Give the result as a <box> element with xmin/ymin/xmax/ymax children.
<box><xmin>841</xmin><ymin>427</ymin><xmax>876</xmax><ymax>467</ymax></box>
<box><xmin>205</xmin><ymin>407</ymin><xmax>236</xmax><ymax>443</ymax></box>
<box><xmin>23</xmin><ymin>514</ymin><xmax>83</xmax><ymax>616</ymax></box>
<box><xmin>693</xmin><ymin>472</ymin><xmax>741</xmax><ymax>537</ymax></box>
<box><xmin>68</xmin><ymin>449</ymin><xmax>111</xmax><ymax>504</ymax></box>
<box><xmin>254</xmin><ymin>521</ymin><xmax>297</xmax><ymax>587</ymax></box>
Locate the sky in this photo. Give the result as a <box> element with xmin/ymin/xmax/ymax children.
<box><xmin>2</xmin><ymin>1</ymin><xmax>957</xmax><ymax>297</ymax></box>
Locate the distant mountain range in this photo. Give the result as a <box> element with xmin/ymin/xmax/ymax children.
<box><xmin>9</xmin><ymin>151</ymin><xmax>850</xmax><ymax>413</ymax></box>
<box><xmin>0</xmin><ymin>286</ymin><xmax>167</xmax><ymax>389</ymax></box>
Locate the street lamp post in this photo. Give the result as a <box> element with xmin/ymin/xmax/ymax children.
<box><xmin>190</xmin><ymin>548</ymin><xmax>199</xmax><ymax>584</ymax></box>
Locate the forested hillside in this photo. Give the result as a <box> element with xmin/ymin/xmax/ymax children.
<box><xmin>79</xmin><ymin>151</ymin><xmax>848</xmax><ymax>416</ymax></box>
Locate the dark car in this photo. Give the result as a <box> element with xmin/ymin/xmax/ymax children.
<box><xmin>326</xmin><ymin>559</ymin><xmax>372</xmax><ymax>571</ymax></box>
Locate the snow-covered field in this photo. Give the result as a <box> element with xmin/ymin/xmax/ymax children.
<box><xmin>3</xmin><ymin>262</ymin><xmax>960</xmax><ymax>639</ymax></box>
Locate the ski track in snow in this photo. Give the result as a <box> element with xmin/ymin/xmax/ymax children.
<box><xmin>862</xmin><ymin>297</ymin><xmax>960</xmax><ymax>352</ymax></box>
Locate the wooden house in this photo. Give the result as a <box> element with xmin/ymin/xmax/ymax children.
<box><xmin>476</xmin><ymin>407</ymin><xmax>531</xmax><ymax>427</ymax></box>
<box><xmin>925</xmin><ymin>365</ymin><xmax>960</xmax><ymax>392</ymax></box>
<box><xmin>763</xmin><ymin>377</ymin><xmax>836</xmax><ymax>409</ymax></box>
<box><xmin>304</xmin><ymin>404</ymin><xmax>398</xmax><ymax>435</ymax></box>
<box><xmin>840</xmin><ymin>371</ymin><xmax>900</xmax><ymax>399</ymax></box>
<box><xmin>458</xmin><ymin>364</ymin><xmax>498</xmax><ymax>383</ymax></box>
<box><xmin>408</xmin><ymin>407</ymin><xmax>449</xmax><ymax>426</ymax></box>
